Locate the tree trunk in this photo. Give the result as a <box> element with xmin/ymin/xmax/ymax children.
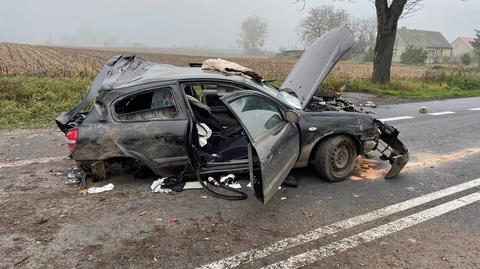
<box><xmin>372</xmin><ymin>24</ymin><xmax>397</xmax><ymax>85</ymax></box>
<box><xmin>371</xmin><ymin>0</ymin><xmax>407</xmax><ymax>85</ymax></box>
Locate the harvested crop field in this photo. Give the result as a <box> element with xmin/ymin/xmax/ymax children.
<box><xmin>0</xmin><ymin>42</ymin><xmax>430</xmax><ymax>80</ymax></box>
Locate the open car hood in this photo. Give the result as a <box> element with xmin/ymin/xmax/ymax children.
<box><xmin>280</xmin><ymin>25</ymin><xmax>354</xmax><ymax>110</ymax></box>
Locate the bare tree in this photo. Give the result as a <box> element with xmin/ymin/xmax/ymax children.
<box><xmin>298</xmin><ymin>5</ymin><xmax>352</xmax><ymax>45</ymax></box>
<box><xmin>295</xmin><ymin>0</ymin><xmax>424</xmax><ymax>85</ymax></box>
<box><xmin>298</xmin><ymin>6</ymin><xmax>375</xmax><ymax>60</ymax></box>
<box><xmin>237</xmin><ymin>16</ymin><xmax>268</xmax><ymax>55</ymax></box>
<box><xmin>371</xmin><ymin>0</ymin><xmax>424</xmax><ymax>85</ymax></box>
<box><xmin>351</xmin><ymin>16</ymin><xmax>377</xmax><ymax>52</ymax></box>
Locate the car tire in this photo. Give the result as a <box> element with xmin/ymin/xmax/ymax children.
<box><xmin>313</xmin><ymin>135</ymin><xmax>357</xmax><ymax>182</ymax></box>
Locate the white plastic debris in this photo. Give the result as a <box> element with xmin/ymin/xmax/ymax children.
<box><xmin>87</xmin><ymin>183</ymin><xmax>114</xmax><ymax>194</ymax></box>
<box><xmin>364</xmin><ymin>101</ymin><xmax>376</xmax><ymax>108</ymax></box>
<box><xmin>151</xmin><ymin>177</ymin><xmax>172</xmax><ymax>193</ymax></box>
<box><xmin>227</xmin><ymin>183</ymin><xmax>242</xmax><ymax>189</ymax></box>
<box><xmin>219</xmin><ymin>174</ymin><xmax>235</xmax><ymax>184</ymax></box>
<box><xmin>184</xmin><ymin>181</ymin><xmax>204</xmax><ymax>189</ymax></box>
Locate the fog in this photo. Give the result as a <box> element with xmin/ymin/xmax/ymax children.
<box><xmin>0</xmin><ymin>0</ymin><xmax>477</xmax><ymax>52</ymax></box>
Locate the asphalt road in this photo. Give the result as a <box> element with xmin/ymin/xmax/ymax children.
<box><xmin>1</xmin><ymin>96</ymin><xmax>480</xmax><ymax>268</ymax></box>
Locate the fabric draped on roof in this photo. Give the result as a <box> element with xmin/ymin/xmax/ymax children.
<box><xmin>202</xmin><ymin>58</ymin><xmax>263</xmax><ymax>83</ymax></box>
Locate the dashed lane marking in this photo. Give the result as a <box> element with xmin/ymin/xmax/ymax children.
<box><xmin>468</xmin><ymin>108</ymin><xmax>480</xmax><ymax>111</ymax></box>
<box><xmin>262</xmin><ymin>192</ymin><xmax>480</xmax><ymax>269</ymax></box>
<box><xmin>196</xmin><ymin>178</ymin><xmax>480</xmax><ymax>269</ymax></box>
<box><xmin>378</xmin><ymin>116</ymin><xmax>414</xmax><ymax>122</ymax></box>
<box><xmin>429</xmin><ymin>111</ymin><xmax>456</xmax><ymax>116</ymax></box>
<box><xmin>0</xmin><ymin>156</ymin><xmax>69</xmax><ymax>168</ymax></box>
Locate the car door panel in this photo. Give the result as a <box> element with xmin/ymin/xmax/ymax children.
<box><xmin>110</xmin><ymin>85</ymin><xmax>190</xmax><ymax>176</ymax></box>
<box><xmin>221</xmin><ymin>92</ymin><xmax>300</xmax><ymax>203</ymax></box>
<box><xmin>252</xmin><ymin>121</ymin><xmax>300</xmax><ymax>203</ymax></box>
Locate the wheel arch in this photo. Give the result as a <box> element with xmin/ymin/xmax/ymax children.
<box><xmin>308</xmin><ymin>133</ymin><xmax>362</xmax><ymax>164</ymax></box>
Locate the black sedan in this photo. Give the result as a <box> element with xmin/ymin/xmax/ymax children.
<box><xmin>56</xmin><ymin>26</ymin><xmax>408</xmax><ymax>203</ymax></box>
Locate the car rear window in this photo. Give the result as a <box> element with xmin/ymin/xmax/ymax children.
<box><xmin>114</xmin><ymin>88</ymin><xmax>178</xmax><ymax>121</ymax></box>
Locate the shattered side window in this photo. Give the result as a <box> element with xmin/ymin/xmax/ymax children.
<box><xmin>114</xmin><ymin>88</ymin><xmax>177</xmax><ymax>121</ymax></box>
<box><xmin>229</xmin><ymin>96</ymin><xmax>284</xmax><ymax>141</ymax></box>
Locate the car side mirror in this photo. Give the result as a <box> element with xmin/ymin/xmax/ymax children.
<box><xmin>286</xmin><ymin>110</ymin><xmax>300</xmax><ymax>123</ymax></box>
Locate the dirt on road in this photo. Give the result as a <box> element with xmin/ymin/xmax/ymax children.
<box><xmin>0</xmin><ymin>125</ymin><xmax>389</xmax><ymax>268</ymax></box>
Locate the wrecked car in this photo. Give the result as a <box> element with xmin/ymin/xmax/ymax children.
<box><xmin>56</xmin><ymin>26</ymin><xmax>409</xmax><ymax>203</ymax></box>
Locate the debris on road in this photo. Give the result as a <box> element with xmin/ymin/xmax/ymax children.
<box><xmin>160</xmin><ymin>175</ymin><xmax>186</xmax><ymax>192</ymax></box>
<box><xmin>420</xmin><ymin>106</ymin><xmax>428</xmax><ymax>113</ymax></box>
<box><xmin>87</xmin><ymin>183</ymin><xmax>114</xmax><ymax>194</ymax></box>
<box><xmin>184</xmin><ymin>181</ymin><xmax>203</xmax><ymax>189</ymax></box>
<box><xmin>280</xmin><ymin>197</ymin><xmax>288</xmax><ymax>201</ymax></box>
<box><xmin>219</xmin><ymin>174</ymin><xmax>235</xmax><ymax>184</ymax></box>
<box><xmin>151</xmin><ymin>177</ymin><xmax>172</xmax><ymax>193</ymax></box>
<box><xmin>364</xmin><ymin>101</ymin><xmax>377</xmax><ymax>108</ymax></box>
<box><xmin>65</xmin><ymin>170</ymin><xmax>83</xmax><ymax>185</ymax></box>
<box><xmin>227</xmin><ymin>183</ymin><xmax>242</xmax><ymax>189</ymax></box>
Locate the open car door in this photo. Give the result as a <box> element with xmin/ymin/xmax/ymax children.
<box><xmin>221</xmin><ymin>92</ymin><xmax>300</xmax><ymax>203</ymax></box>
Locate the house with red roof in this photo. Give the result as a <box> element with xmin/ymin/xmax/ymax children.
<box><xmin>451</xmin><ymin>37</ymin><xmax>475</xmax><ymax>59</ymax></box>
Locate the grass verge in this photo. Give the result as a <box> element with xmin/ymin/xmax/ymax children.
<box><xmin>0</xmin><ymin>76</ymin><xmax>93</xmax><ymax>129</ymax></box>
<box><xmin>323</xmin><ymin>75</ymin><xmax>480</xmax><ymax>99</ymax></box>
<box><xmin>1</xmin><ymin>74</ymin><xmax>480</xmax><ymax>129</ymax></box>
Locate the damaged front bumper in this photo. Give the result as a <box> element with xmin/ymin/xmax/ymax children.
<box><xmin>374</xmin><ymin>119</ymin><xmax>409</xmax><ymax>179</ymax></box>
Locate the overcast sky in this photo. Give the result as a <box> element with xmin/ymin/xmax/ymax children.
<box><xmin>0</xmin><ymin>0</ymin><xmax>477</xmax><ymax>50</ymax></box>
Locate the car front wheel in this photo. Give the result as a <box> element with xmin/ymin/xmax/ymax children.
<box><xmin>313</xmin><ymin>135</ymin><xmax>357</xmax><ymax>182</ymax></box>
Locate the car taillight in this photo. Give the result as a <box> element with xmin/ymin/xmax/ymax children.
<box><xmin>65</xmin><ymin>128</ymin><xmax>78</xmax><ymax>154</ymax></box>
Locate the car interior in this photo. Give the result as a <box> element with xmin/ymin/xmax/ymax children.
<box><xmin>113</xmin><ymin>89</ymin><xmax>178</xmax><ymax>121</ymax></box>
<box><xmin>182</xmin><ymin>82</ymin><xmax>250</xmax><ymax>163</ymax></box>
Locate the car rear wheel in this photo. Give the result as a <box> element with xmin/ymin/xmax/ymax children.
<box><xmin>313</xmin><ymin>135</ymin><xmax>357</xmax><ymax>182</ymax></box>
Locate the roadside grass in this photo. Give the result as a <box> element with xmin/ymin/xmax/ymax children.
<box><xmin>322</xmin><ymin>75</ymin><xmax>480</xmax><ymax>99</ymax></box>
<box><xmin>0</xmin><ymin>76</ymin><xmax>93</xmax><ymax>129</ymax></box>
<box><xmin>1</xmin><ymin>73</ymin><xmax>480</xmax><ymax>129</ymax></box>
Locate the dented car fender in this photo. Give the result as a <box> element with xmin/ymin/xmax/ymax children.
<box><xmin>295</xmin><ymin>112</ymin><xmax>377</xmax><ymax>168</ymax></box>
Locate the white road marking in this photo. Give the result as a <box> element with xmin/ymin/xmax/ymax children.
<box><xmin>468</xmin><ymin>108</ymin><xmax>480</xmax><ymax>111</ymax></box>
<box><xmin>429</xmin><ymin>111</ymin><xmax>456</xmax><ymax>116</ymax></box>
<box><xmin>262</xmin><ymin>192</ymin><xmax>480</xmax><ymax>269</ymax></box>
<box><xmin>377</xmin><ymin>116</ymin><xmax>414</xmax><ymax>122</ymax></box>
<box><xmin>0</xmin><ymin>156</ymin><xmax>68</xmax><ymax>168</ymax></box>
<box><xmin>196</xmin><ymin>178</ymin><xmax>480</xmax><ymax>269</ymax></box>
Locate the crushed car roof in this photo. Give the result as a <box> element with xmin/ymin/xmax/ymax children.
<box><xmin>102</xmin><ymin>57</ymin><xmax>253</xmax><ymax>90</ymax></box>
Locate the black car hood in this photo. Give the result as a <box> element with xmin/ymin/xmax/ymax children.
<box><xmin>280</xmin><ymin>25</ymin><xmax>354</xmax><ymax>110</ymax></box>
